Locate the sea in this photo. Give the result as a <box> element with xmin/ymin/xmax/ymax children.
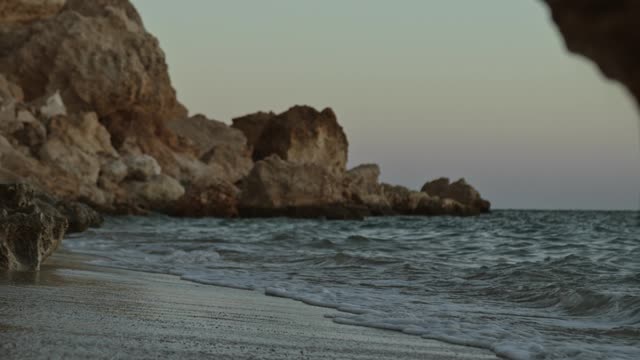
<box><xmin>64</xmin><ymin>211</ymin><xmax>640</xmax><ymax>360</ymax></box>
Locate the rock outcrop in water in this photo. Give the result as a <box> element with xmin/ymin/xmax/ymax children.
<box><xmin>543</xmin><ymin>0</ymin><xmax>640</xmax><ymax>107</ymax></box>
<box><xmin>422</xmin><ymin>178</ymin><xmax>491</xmax><ymax>214</ymax></box>
<box><xmin>240</xmin><ymin>155</ymin><xmax>344</xmax><ymax>209</ymax></box>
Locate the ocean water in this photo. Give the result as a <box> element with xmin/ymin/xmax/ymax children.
<box><xmin>65</xmin><ymin>211</ymin><xmax>639</xmax><ymax>360</ymax></box>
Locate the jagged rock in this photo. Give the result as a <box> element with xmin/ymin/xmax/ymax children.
<box><xmin>232</xmin><ymin>106</ymin><xmax>348</xmax><ymax>175</ymax></box>
<box><xmin>381</xmin><ymin>184</ymin><xmax>430</xmax><ymax>214</ymax></box>
<box><xmin>123</xmin><ymin>154</ymin><xmax>161</xmax><ymax>181</ymax></box>
<box><xmin>543</xmin><ymin>0</ymin><xmax>640</xmax><ymax>106</ymax></box>
<box><xmin>39</xmin><ymin>112</ymin><xmax>117</xmax><ymax>186</ymax></box>
<box><xmin>0</xmin><ymin>0</ymin><xmax>66</xmax><ymax>24</ymax></box>
<box><xmin>239</xmin><ymin>155</ymin><xmax>354</xmax><ymax>217</ymax></box>
<box><xmin>0</xmin><ymin>0</ymin><xmax>191</xmax><ymax>180</ymax></box>
<box><xmin>168</xmin><ymin>115</ymin><xmax>253</xmax><ymax>183</ymax></box>
<box><xmin>171</xmin><ymin>179</ymin><xmax>239</xmax><ymax>218</ymax></box>
<box><xmin>0</xmin><ymin>1</ymin><xmax>181</xmax><ymax>124</ymax></box>
<box><xmin>231</xmin><ymin>111</ymin><xmax>276</xmax><ymax>152</ymax></box>
<box><xmin>0</xmin><ymin>183</ymin><xmax>68</xmax><ymax>271</ymax></box>
<box><xmin>421</xmin><ymin>178</ymin><xmax>491</xmax><ymax>213</ymax></box>
<box><xmin>345</xmin><ymin>164</ymin><xmax>389</xmax><ymax>209</ymax></box>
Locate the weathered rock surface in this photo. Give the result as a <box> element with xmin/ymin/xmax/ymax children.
<box><xmin>0</xmin><ymin>0</ymin><xmax>495</xmax><ymax>222</ymax></box>
<box><xmin>125</xmin><ymin>174</ymin><xmax>185</xmax><ymax>209</ymax></box>
<box><xmin>421</xmin><ymin>178</ymin><xmax>491</xmax><ymax>213</ymax></box>
<box><xmin>232</xmin><ymin>106</ymin><xmax>348</xmax><ymax>175</ymax></box>
<box><xmin>171</xmin><ymin>179</ymin><xmax>239</xmax><ymax>218</ymax></box>
<box><xmin>0</xmin><ymin>0</ymin><xmax>191</xmax><ymax>181</ymax></box>
<box><xmin>237</xmin><ymin>155</ymin><xmax>369</xmax><ymax>219</ymax></box>
<box><xmin>0</xmin><ymin>183</ymin><xmax>67</xmax><ymax>271</ymax></box>
<box><xmin>344</xmin><ymin>164</ymin><xmax>388</xmax><ymax>208</ymax></box>
<box><xmin>168</xmin><ymin>115</ymin><xmax>253</xmax><ymax>183</ymax></box>
<box><xmin>240</xmin><ymin>155</ymin><xmax>345</xmax><ymax>209</ymax></box>
<box><xmin>543</xmin><ymin>0</ymin><xmax>640</xmax><ymax>106</ymax></box>
<box><xmin>0</xmin><ymin>0</ymin><xmax>66</xmax><ymax>24</ymax></box>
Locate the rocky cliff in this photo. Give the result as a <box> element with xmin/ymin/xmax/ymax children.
<box><xmin>0</xmin><ymin>0</ymin><xmax>496</xmax><ymax>270</ymax></box>
<box><xmin>0</xmin><ymin>0</ymin><xmax>250</xmax><ymax>216</ymax></box>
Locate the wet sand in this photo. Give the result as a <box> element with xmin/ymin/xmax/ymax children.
<box><xmin>0</xmin><ymin>252</ymin><xmax>497</xmax><ymax>360</ymax></box>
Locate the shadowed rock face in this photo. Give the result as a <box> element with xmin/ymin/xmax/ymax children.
<box><xmin>232</xmin><ymin>106</ymin><xmax>349</xmax><ymax>175</ymax></box>
<box><xmin>0</xmin><ymin>184</ymin><xmax>68</xmax><ymax>271</ymax></box>
<box><xmin>543</xmin><ymin>0</ymin><xmax>640</xmax><ymax>106</ymax></box>
<box><xmin>168</xmin><ymin>115</ymin><xmax>253</xmax><ymax>183</ymax></box>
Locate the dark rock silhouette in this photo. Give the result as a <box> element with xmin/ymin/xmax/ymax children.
<box><xmin>543</xmin><ymin>0</ymin><xmax>640</xmax><ymax>106</ymax></box>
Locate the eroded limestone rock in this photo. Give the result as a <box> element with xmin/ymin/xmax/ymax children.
<box><xmin>232</xmin><ymin>106</ymin><xmax>348</xmax><ymax>175</ymax></box>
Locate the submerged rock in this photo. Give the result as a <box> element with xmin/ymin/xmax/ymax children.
<box><xmin>0</xmin><ymin>183</ymin><xmax>68</xmax><ymax>271</ymax></box>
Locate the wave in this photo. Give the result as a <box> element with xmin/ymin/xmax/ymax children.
<box><xmin>64</xmin><ymin>211</ymin><xmax>640</xmax><ymax>360</ymax></box>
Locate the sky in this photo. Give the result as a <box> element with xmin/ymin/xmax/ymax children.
<box><xmin>132</xmin><ymin>0</ymin><xmax>640</xmax><ymax>210</ymax></box>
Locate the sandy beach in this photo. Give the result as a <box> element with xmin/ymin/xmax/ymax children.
<box><xmin>0</xmin><ymin>252</ymin><xmax>497</xmax><ymax>360</ymax></box>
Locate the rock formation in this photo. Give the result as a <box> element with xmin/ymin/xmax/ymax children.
<box><xmin>344</xmin><ymin>164</ymin><xmax>393</xmax><ymax>214</ymax></box>
<box><xmin>168</xmin><ymin>114</ymin><xmax>253</xmax><ymax>183</ymax></box>
<box><xmin>421</xmin><ymin>178</ymin><xmax>491</xmax><ymax>213</ymax></box>
<box><xmin>0</xmin><ymin>0</ymin><xmax>494</xmax><ymax>226</ymax></box>
<box><xmin>239</xmin><ymin>155</ymin><xmax>345</xmax><ymax>209</ymax></box>
<box><xmin>543</xmin><ymin>1</ymin><xmax>640</xmax><ymax>108</ymax></box>
<box><xmin>232</xmin><ymin>106</ymin><xmax>348</xmax><ymax>175</ymax></box>
<box><xmin>0</xmin><ymin>0</ymin><xmax>194</xmax><ymax>184</ymax></box>
<box><xmin>0</xmin><ymin>183</ymin><xmax>66</xmax><ymax>271</ymax></box>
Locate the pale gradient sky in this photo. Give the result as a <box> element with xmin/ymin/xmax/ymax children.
<box><xmin>132</xmin><ymin>0</ymin><xmax>640</xmax><ymax>210</ymax></box>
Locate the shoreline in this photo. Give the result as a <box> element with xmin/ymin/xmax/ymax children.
<box><xmin>0</xmin><ymin>251</ymin><xmax>498</xmax><ymax>360</ymax></box>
